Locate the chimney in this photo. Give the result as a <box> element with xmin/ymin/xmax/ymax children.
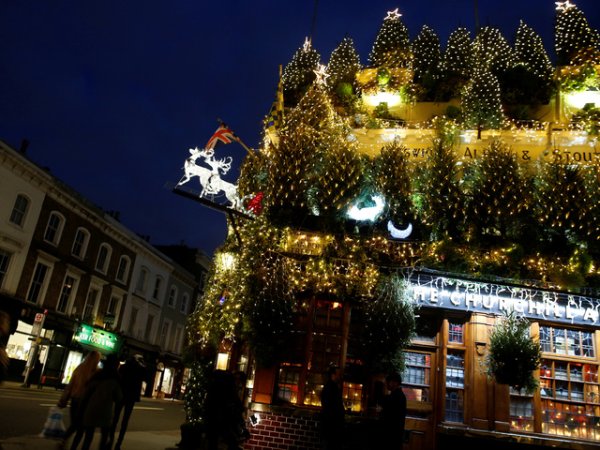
<box><xmin>19</xmin><ymin>139</ymin><xmax>30</xmax><ymax>154</ymax></box>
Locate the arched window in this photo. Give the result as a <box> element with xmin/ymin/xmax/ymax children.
<box><xmin>43</xmin><ymin>211</ymin><xmax>65</xmax><ymax>245</ymax></box>
<box><xmin>9</xmin><ymin>194</ymin><xmax>30</xmax><ymax>227</ymax></box>
<box><xmin>95</xmin><ymin>243</ymin><xmax>112</xmax><ymax>274</ymax></box>
<box><xmin>71</xmin><ymin>227</ymin><xmax>90</xmax><ymax>259</ymax></box>
<box><xmin>168</xmin><ymin>285</ymin><xmax>178</xmax><ymax>308</ymax></box>
<box><xmin>116</xmin><ymin>255</ymin><xmax>131</xmax><ymax>283</ymax></box>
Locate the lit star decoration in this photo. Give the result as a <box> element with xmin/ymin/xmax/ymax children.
<box><xmin>313</xmin><ymin>64</ymin><xmax>330</xmax><ymax>86</ymax></box>
<box><xmin>386</xmin><ymin>8</ymin><xmax>402</xmax><ymax>20</ymax></box>
<box><xmin>555</xmin><ymin>1</ymin><xmax>575</xmax><ymax>12</ymax></box>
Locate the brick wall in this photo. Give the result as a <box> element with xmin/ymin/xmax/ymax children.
<box><xmin>244</xmin><ymin>407</ymin><xmax>322</xmax><ymax>450</ymax></box>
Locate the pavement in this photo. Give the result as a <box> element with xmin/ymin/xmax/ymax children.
<box><xmin>0</xmin><ymin>381</ymin><xmax>185</xmax><ymax>450</ymax></box>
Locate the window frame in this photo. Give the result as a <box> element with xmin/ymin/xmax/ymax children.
<box><xmin>43</xmin><ymin>211</ymin><xmax>65</xmax><ymax>246</ymax></box>
<box><xmin>26</xmin><ymin>260</ymin><xmax>52</xmax><ymax>305</ymax></box>
<box><xmin>115</xmin><ymin>256</ymin><xmax>130</xmax><ymax>283</ymax></box>
<box><xmin>9</xmin><ymin>194</ymin><xmax>30</xmax><ymax>227</ymax></box>
<box><xmin>95</xmin><ymin>243</ymin><xmax>112</xmax><ymax>274</ymax></box>
<box><xmin>71</xmin><ymin>227</ymin><xmax>90</xmax><ymax>260</ymax></box>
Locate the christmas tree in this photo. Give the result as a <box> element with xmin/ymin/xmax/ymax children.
<box><xmin>443</xmin><ymin>27</ymin><xmax>473</xmax><ymax>98</ymax></box>
<box><xmin>326</xmin><ymin>36</ymin><xmax>362</xmax><ymax>104</ymax></box>
<box><xmin>418</xmin><ymin>138</ymin><xmax>465</xmax><ymax>241</ymax></box>
<box><xmin>368</xmin><ymin>8</ymin><xmax>412</xmax><ymax>68</ymax></box>
<box><xmin>504</xmin><ymin>20</ymin><xmax>554</xmax><ymax>106</ymax></box>
<box><xmin>282</xmin><ymin>38</ymin><xmax>321</xmax><ymax>106</ymax></box>
<box><xmin>472</xmin><ymin>26</ymin><xmax>515</xmax><ymax>77</ymax></box>
<box><xmin>555</xmin><ymin>1</ymin><xmax>600</xmax><ymax>66</ymax></box>
<box><xmin>461</xmin><ymin>68</ymin><xmax>504</xmax><ymax>138</ymax></box>
<box><xmin>412</xmin><ymin>25</ymin><xmax>443</xmax><ymax>100</ymax></box>
<box><xmin>465</xmin><ymin>140</ymin><xmax>531</xmax><ymax>245</ymax></box>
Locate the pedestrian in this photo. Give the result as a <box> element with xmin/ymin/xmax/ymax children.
<box><xmin>379</xmin><ymin>371</ymin><xmax>407</xmax><ymax>450</ymax></box>
<box><xmin>0</xmin><ymin>311</ymin><xmax>10</xmax><ymax>383</ymax></box>
<box><xmin>26</xmin><ymin>358</ymin><xmax>43</xmax><ymax>388</ymax></box>
<box><xmin>319</xmin><ymin>364</ymin><xmax>345</xmax><ymax>450</ymax></box>
<box><xmin>77</xmin><ymin>354</ymin><xmax>123</xmax><ymax>450</ymax></box>
<box><xmin>205</xmin><ymin>370</ymin><xmax>245</xmax><ymax>450</ymax></box>
<box><xmin>109</xmin><ymin>354</ymin><xmax>147</xmax><ymax>450</ymax></box>
<box><xmin>57</xmin><ymin>350</ymin><xmax>101</xmax><ymax>450</ymax></box>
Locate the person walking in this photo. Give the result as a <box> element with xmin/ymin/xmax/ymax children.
<box><xmin>109</xmin><ymin>354</ymin><xmax>146</xmax><ymax>450</ymax></box>
<box><xmin>319</xmin><ymin>364</ymin><xmax>345</xmax><ymax>450</ymax></box>
<box><xmin>58</xmin><ymin>351</ymin><xmax>101</xmax><ymax>450</ymax></box>
<box><xmin>77</xmin><ymin>354</ymin><xmax>123</xmax><ymax>450</ymax></box>
<box><xmin>205</xmin><ymin>370</ymin><xmax>245</xmax><ymax>450</ymax></box>
<box><xmin>379</xmin><ymin>372</ymin><xmax>407</xmax><ymax>450</ymax></box>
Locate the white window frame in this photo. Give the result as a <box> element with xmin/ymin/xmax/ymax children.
<box><xmin>83</xmin><ymin>286</ymin><xmax>101</xmax><ymax>323</ymax></box>
<box><xmin>167</xmin><ymin>285</ymin><xmax>177</xmax><ymax>308</ymax></box>
<box><xmin>180</xmin><ymin>293</ymin><xmax>190</xmax><ymax>314</ymax></box>
<box><xmin>0</xmin><ymin>249</ymin><xmax>12</xmax><ymax>290</ymax></box>
<box><xmin>9</xmin><ymin>193</ymin><xmax>30</xmax><ymax>227</ymax></box>
<box><xmin>26</xmin><ymin>259</ymin><xmax>53</xmax><ymax>305</ymax></box>
<box><xmin>56</xmin><ymin>273</ymin><xmax>79</xmax><ymax>314</ymax></box>
<box><xmin>43</xmin><ymin>211</ymin><xmax>65</xmax><ymax>246</ymax></box>
<box><xmin>152</xmin><ymin>276</ymin><xmax>163</xmax><ymax>303</ymax></box>
<box><xmin>136</xmin><ymin>267</ymin><xmax>148</xmax><ymax>294</ymax></box>
<box><xmin>116</xmin><ymin>256</ymin><xmax>130</xmax><ymax>283</ymax></box>
<box><xmin>95</xmin><ymin>243</ymin><xmax>112</xmax><ymax>274</ymax></box>
<box><xmin>71</xmin><ymin>227</ymin><xmax>90</xmax><ymax>260</ymax></box>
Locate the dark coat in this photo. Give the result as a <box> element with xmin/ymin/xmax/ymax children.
<box><xmin>82</xmin><ymin>368</ymin><xmax>123</xmax><ymax>428</ymax></box>
<box><xmin>320</xmin><ymin>379</ymin><xmax>345</xmax><ymax>439</ymax></box>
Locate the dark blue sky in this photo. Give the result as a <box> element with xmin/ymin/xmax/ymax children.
<box><xmin>1</xmin><ymin>1</ymin><xmax>598</xmax><ymax>256</ymax></box>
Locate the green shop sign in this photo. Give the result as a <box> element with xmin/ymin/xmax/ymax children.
<box><xmin>74</xmin><ymin>324</ymin><xmax>120</xmax><ymax>353</ymax></box>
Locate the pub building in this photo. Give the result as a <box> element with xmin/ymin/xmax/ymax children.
<box><xmin>222</xmin><ymin>270</ymin><xmax>599</xmax><ymax>450</ymax></box>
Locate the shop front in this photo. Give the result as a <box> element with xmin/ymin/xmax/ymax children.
<box><xmin>243</xmin><ymin>272</ymin><xmax>600</xmax><ymax>450</ymax></box>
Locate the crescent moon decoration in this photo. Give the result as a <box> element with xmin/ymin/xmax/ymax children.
<box><xmin>387</xmin><ymin>220</ymin><xmax>413</xmax><ymax>239</ymax></box>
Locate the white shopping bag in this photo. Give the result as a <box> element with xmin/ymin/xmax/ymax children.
<box><xmin>40</xmin><ymin>406</ymin><xmax>66</xmax><ymax>438</ymax></box>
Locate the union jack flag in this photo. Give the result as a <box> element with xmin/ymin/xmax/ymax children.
<box><xmin>206</xmin><ymin>124</ymin><xmax>238</xmax><ymax>149</ymax></box>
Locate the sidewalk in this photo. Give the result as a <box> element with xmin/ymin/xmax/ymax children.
<box><xmin>0</xmin><ymin>430</ymin><xmax>182</xmax><ymax>450</ymax></box>
<box><xmin>0</xmin><ymin>381</ymin><xmax>184</xmax><ymax>450</ymax></box>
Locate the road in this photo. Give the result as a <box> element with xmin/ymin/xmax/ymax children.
<box><xmin>0</xmin><ymin>382</ymin><xmax>185</xmax><ymax>440</ymax></box>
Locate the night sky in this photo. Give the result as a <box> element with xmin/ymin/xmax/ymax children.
<box><xmin>1</xmin><ymin>1</ymin><xmax>598</xmax><ymax>256</ymax></box>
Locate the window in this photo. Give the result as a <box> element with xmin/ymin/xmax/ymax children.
<box><xmin>128</xmin><ymin>307</ymin><xmax>139</xmax><ymax>335</ymax></box>
<box><xmin>509</xmin><ymin>388</ymin><xmax>534</xmax><ymax>433</ymax></box>
<box><xmin>160</xmin><ymin>321</ymin><xmax>171</xmax><ymax>349</ymax></box>
<box><xmin>145</xmin><ymin>314</ymin><xmax>155</xmax><ymax>341</ymax></box>
<box><xmin>95</xmin><ymin>244</ymin><xmax>111</xmax><ymax>274</ymax></box>
<box><xmin>448</xmin><ymin>320</ymin><xmax>465</xmax><ymax>344</ymax></box>
<box><xmin>173</xmin><ymin>325</ymin><xmax>183</xmax><ymax>354</ymax></box>
<box><xmin>445</xmin><ymin>351</ymin><xmax>465</xmax><ymax>422</ymax></box>
<box><xmin>180</xmin><ymin>293</ymin><xmax>190</xmax><ymax>314</ymax></box>
<box><xmin>9</xmin><ymin>194</ymin><xmax>29</xmax><ymax>227</ymax></box>
<box><xmin>83</xmin><ymin>288</ymin><xmax>99</xmax><ymax>323</ymax></box>
<box><xmin>0</xmin><ymin>249</ymin><xmax>11</xmax><ymax>289</ymax></box>
<box><xmin>403</xmin><ymin>351</ymin><xmax>432</xmax><ymax>403</ymax></box>
<box><xmin>57</xmin><ymin>275</ymin><xmax>76</xmax><ymax>313</ymax></box>
<box><xmin>540</xmin><ymin>359</ymin><xmax>600</xmax><ymax>440</ymax></box>
<box><xmin>152</xmin><ymin>276</ymin><xmax>163</xmax><ymax>302</ymax></box>
<box><xmin>116</xmin><ymin>256</ymin><xmax>130</xmax><ymax>283</ymax></box>
<box><xmin>276</xmin><ymin>364</ymin><xmax>301</xmax><ymax>404</ymax></box>
<box><xmin>540</xmin><ymin>326</ymin><xmax>595</xmax><ymax>358</ymax></box>
<box><xmin>43</xmin><ymin>212</ymin><xmax>65</xmax><ymax>245</ymax></box>
<box><xmin>136</xmin><ymin>268</ymin><xmax>148</xmax><ymax>293</ymax></box>
<box><xmin>168</xmin><ymin>286</ymin><xmax>177</xmax><ymax>308</ymax></box>
<box><xmin>26</xmin><ymin>261</ymin><xmax>51</xmax><ymax>304</ymax></box>
<box><xmin>105</xmin><ymin>295</ymin><xmax>121</xmax><ymax>329</ymax></box>
<box><xmin>71</xmin><ymin>228</ymin><xmax>90</xmax><ymax>259</ymax></box>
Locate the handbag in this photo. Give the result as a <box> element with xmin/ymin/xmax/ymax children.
<box><xmin>40</xmin><ymin>406</ymin><xmax>66</xmax><ymax>438</ymax></box>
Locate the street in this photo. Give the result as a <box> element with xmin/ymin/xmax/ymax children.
<box><xmin>0</xmin><ymin>382</ymin><xmax>185</xmax><ymax>440</ymax></box>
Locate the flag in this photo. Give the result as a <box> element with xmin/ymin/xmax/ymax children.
<box><xmin>206</xmin><ymin>124</ymin><xmax>238</xmax><ymax>149</ymax></box>
<box><xmin>265</xmin><ymin>65</ymin><xmax>285</xmax><ymax>143</ymax></box>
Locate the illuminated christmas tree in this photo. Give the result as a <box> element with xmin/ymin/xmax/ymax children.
<box><xmin>461</xmin><ymin>68</ymin><xmax>504</xmax><ymax>138</ymax></box>
<box><xmin>555</xmin><ymin>1</ymin><xmax>600</xmax><ymax>66</ymax></box>
<box><xmin>368</xmin><ymin>8</ymin><xmax>412</xmax><ymax>68</ymax></box>
<box><xmin>373</xmin><ymin>141</ymin><xmax>414</xmax><ymax>229</ymax></box>
<box><xmin>282</xmin><ymin>38</ymin><xmax>321</xmax><ymax>106</ymax></box>
<box><xmin>443</xmin><ymin>27</ymin><xmax>473</xmax><ymax>98</ymax></box>
<box><xmin>503</xmin><ymin>20</ymin><xmax>554</xmax><ymax>106</ymax></box>
<box><xmin>326</xmin><ymin>36</ymin><xmax>362</xmax><ymax>103</ymax></box>
<box><xmin>465</xmin><ymin>140</ymin><xmax>531</xmax><ymax>244</ymax></box>
<box><xmin>472</xmin><ymin>26</ymin><xmax>515</xmax><ymax>77</ymax></box>
<box><xmin>418</xmin><ymin>138</ymin><xmax>465</xmax><ymax>241</ymax></box>
<box><xmin>412</xmin><ymin>25</ymin><xmax>443</xmax><ymax>100</ymax></box>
